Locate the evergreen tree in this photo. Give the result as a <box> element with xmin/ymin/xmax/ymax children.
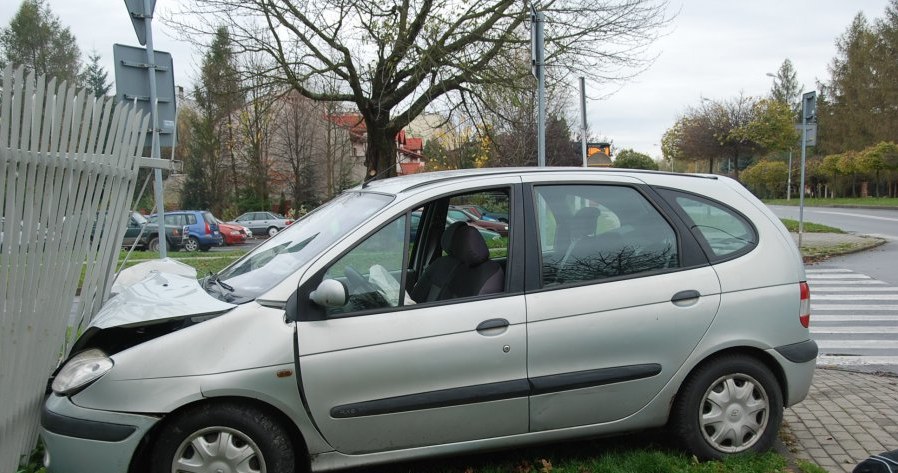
<box><xmin>79</xmin><ymin>51</ymin><xmax>111</xmax><ymax>98</ymax></box>
<box><xmin>769</xmin><ymin>59</ymin><xmax>801</xmax><ymax>113</ymax></box>
<box><xmin>818</xmin><ymin>13</ymin><xmax>878</xmax><ymax>155</ymax></box>
<box><xmin>182</xmin><ymin>28</ymin><xmax>243</xmax><ymax>213</ymax></box>
<box><xmin>0</xmin><ymin>0</ymin><xmax>81</xmax><ymax>83</ymax></box>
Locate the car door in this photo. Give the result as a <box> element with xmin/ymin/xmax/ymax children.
<box><xmin>522</xmin><ymin>177</ymin><xmax>722</xmax><ymax>431</ymax></box>
<box><xmin>295</xmin><ymin>183</ymin><xmax>528</xmax><ymax>454</ymax></box>
<box><xmin>121</xmin><ymin>214</ymin><xmax>141</xmax><ymax>247</ymax></box>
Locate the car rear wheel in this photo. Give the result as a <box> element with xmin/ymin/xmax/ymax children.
<box><xmin>147</xmin><ymin>237</ymin><xmax>160</xmax><ymax>252</ymax></box>
<box><xmin>184</xmin><ymin>236</ymin><xmax>199</xmax><ymax>252</ymax></box>
<box><xmin>151</xmin><ymin>402</ymin><xmax>295</xmax><ymax>473</ymax></box>
<box><xmin>267</xmin><ymin>226</ymin><xmax>279</xmax><ymax>237</ymax></box>
<box><xmin>671</xmin><ymin>355</ymin><xmax>782</xmax><ymax>460</ymax></box>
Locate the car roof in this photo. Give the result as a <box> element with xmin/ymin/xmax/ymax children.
<box><xmin>353</xmin><ymin>167</ymin><xmax>717</xmax><ymax>195</ymax></box>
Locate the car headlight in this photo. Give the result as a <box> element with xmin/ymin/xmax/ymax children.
<box><xmin>52</xmin><ymin>349</ymin><xmax>113</xmax><ymax>395</ymax></box>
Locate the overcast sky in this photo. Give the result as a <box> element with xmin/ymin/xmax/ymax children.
<box><xmin>0</xmin><ymin>0</ymin><xmax>891</xmax><ymax>160</ymax></box>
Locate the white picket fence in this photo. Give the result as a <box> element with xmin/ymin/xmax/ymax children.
<box><xmin>0</xmin><ymin>66</ymin><xmax>148</xmax><ymax>472</ymax></box>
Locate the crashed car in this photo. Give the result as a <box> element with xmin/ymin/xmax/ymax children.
<box><xmin>41</xmin><ymin>167</ymin><xmax>816</xmax><ymax>473</ymax></box>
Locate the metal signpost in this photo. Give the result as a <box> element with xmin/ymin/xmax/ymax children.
<box><xmin>117</xmin><ymin>0</ymin><xmax>176</xmax><ymax>257</ymax></box>
<box><xmin>798</xmin><ymin>91</ymin><xmax>816</xmax><ymax>249</ymax></box>
<box><xmin>580</xmin><ymin>77</ymin><xmax>588</xmax><ymax>167</ymax></box>
<box><xmin>531</xmin><ymin>5</ymin><xmax>546</xmax><ymax>167</ymax></box>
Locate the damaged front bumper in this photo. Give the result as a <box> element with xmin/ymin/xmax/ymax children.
<box><xmin>40</xmin><ymin>394</ymin><xmax>158</xmax><ymax>473</ymax></box>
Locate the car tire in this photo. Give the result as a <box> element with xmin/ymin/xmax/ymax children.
<box><xmin>671</xmin><ymin>354</ymin><xmax>782</xmax><ymax>460</ymax></box>
<box><xmin>147</xmin><ymin>237</ymin><xmax>160</xmax><ymax>252</ymax></box>
<box><xmin>267</xmin><ymin>226</ymin><xmax>279</xmax><ymax>237</ymax></box>
<box><xmin>150</xmin><ymin>402</ymin><xmax>296</xmax><ymax>473</ymax></box>
<box><xmin>184</xmin><ymin>236</ymin><xmax>199</xmax><ymax>252</ymax></box>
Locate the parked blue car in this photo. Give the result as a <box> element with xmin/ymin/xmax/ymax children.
<box><xmin>148</xmin><ymin>210</ymin><xmax>222</xmax><ymax>252</ymax></box>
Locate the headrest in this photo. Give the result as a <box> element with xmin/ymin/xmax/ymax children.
<box><xmin>451</xmin><ymin>224</ymin><xmax>490</xmax><ymax>267</ymax></box>
<box><xmin>441</xmin><ymin>221</ymin><xmax>467</xmax><ymax>254</ymax></box>
<box><xmin>571</xmin><ymin>206</ymin><xmax>601</xmax><ymax>238</ymax></box>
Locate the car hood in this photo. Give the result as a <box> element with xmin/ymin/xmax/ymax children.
<box><xmin>90</xmin><ymin>272</ymin><xmax>236</xmax><ymax>330</ymax></box>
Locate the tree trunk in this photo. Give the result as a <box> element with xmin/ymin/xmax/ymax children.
<box><xmin>363</xmin><ymin>117</ymin><xmax>398</xmax><ymax>181</ymax></box>
<box><xmin>708</xmin><ymin>157</ymin><xmax>715</xmax><ymax>174</ymax></box>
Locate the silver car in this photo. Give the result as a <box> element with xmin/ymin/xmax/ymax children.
<box><xmin>231</xmin><ymin>211</ymin><xmax>293</xmax><ymax>238</ymax></box>
<box><xmin>41</xmin><ymin>168</ymin><xmax>816</xmax><ymax>473</ymax></box>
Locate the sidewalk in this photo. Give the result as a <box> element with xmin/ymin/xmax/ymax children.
<box><xmin>784</xmin><ymin>368</ymin><xmax>898</xmax><ymax>472</ymax></box>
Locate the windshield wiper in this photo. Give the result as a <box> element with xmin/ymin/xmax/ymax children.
<box><xmin>205</xmin><ymin>272</ymin><xmax>234</xmax><ymax>293</ymax></box>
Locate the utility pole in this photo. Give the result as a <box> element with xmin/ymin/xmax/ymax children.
<box><xmin>580</xmin><ymin>77</ymin><xmax>587</xmax><ymax>167</ymax></box>
<box><xmin>531</xmin><ymin>5</ymin><xmax>546</xmax><ymax>167</ymax></box>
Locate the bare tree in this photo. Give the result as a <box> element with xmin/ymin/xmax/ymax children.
<box><xmin>168</xmin><ymin>0</ymin><xmax>670</xmax><ymax>180</ymax></box>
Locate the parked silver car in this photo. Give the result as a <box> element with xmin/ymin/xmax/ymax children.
<box><xmin>231</xmin><ymin>211</ymin><xmax>293</xmax><ymax>237</ymax></box>
<box><xmin>41</xmin><ymin>168</ymin><xmax>816</xmax><ymax>473</ymax></box>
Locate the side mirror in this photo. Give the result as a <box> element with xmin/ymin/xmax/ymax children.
<box><xmin>310</xmin><ymin>279</ymin><xmax>348</xmax><ymax>308</ymax></box>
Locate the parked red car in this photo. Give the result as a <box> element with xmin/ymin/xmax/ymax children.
<box><xmin>217</xmin><ymin>221</ymin><xmax>248</xmax><ymax>245</ymax></box>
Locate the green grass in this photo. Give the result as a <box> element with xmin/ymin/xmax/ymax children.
<box><xmin>358</xmin><ymin>435</ymin><xmax>795</xmax><ymax>473</ymax></box>
<box><xmin>779</xmin><ymin>218</ymin><xmax>845</xmax><ymax>233</ymax></box>
<box><xmin>766</xmin><ymin>197</ymin><xmax>898</xmax><ymax>207</ymax></box>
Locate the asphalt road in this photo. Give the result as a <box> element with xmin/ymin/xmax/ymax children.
<box><xmin>769</xmin><ymin>204</ymin><xmax>898</xmax><ymax>374</ymax></box>
<box><xmin>768</xmin><ymin>205</ymin><xmax>898</xmax><ymax>284</ymax></box>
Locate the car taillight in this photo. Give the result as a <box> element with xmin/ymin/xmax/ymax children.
<box><xmin>799</xmin><ymin>281</ymin><xmax>811</xmax><ymax>328</ymax></box>
<box><xmin>205</xmin><ymin>221</ymin><xmax>211</xmax><ymax>234</ymax></box>
<box><xmin>172</xmin><ymin>228</ymin><xmax>180</xmax><ymax>236</ymax></box>
<box><xmin>285</xmin><ymin>220</ymin><xmax>293</xmax><ymax>226</ymax></box>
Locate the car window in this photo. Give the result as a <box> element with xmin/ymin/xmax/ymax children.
<box><xmin>535</xmin><ymin>185</ymin><xmax>679</xmax><ymax>287</ymax></box>
<box><xmin>316</xmin><ymin>188</ymin><xmax>511</xmax><ymax>316</ymax></box>
<box><xmin>187</xmin><ymin>214</ymin><xmax>197</xmax><ymax>225</ymax></box>
<box><xmin>664</xmin><ymin>191</ymin><xmax>756</xmax><ymax>258</ymax></box>
<box><xmin>324</xmin><ymin>214</ymin><xmax>409</xmax><ymax>316</ymax></box>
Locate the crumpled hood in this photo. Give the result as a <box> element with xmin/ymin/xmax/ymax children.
<box><xmin>91</xmin><ymin>272</ymin><xmax>236</xmax><ymax>329</ymax></box>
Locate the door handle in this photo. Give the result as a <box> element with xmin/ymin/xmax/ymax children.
<box><xmin>476</xmin><ymin>318</ymin><xmax>509</xmax><ymax>332</ymax></box>
<box><xmin>671</xmin><ymin>290</ymin><xmax>701</xmax><ymax>303</ymax></box>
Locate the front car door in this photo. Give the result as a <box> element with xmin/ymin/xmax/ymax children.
<box><xmin>521</xmin><ymin>175</ymin><xmax>722</xmax><ymax>431</ymax></box>
<box><xmin>295</xmin><ymin>180</ymin><xmax>528</xmax><ymax>454</ymax></box>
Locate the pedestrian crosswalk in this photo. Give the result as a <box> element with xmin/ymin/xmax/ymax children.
<box><xmin>808</xmin><ymin>268</ymin><xmax>898</xmax><ymax>368</ymax></box>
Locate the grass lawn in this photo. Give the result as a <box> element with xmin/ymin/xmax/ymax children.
<box><xmin>779</xmin><ymin>218</ymin><xmax>844</xmax><ymax>233</ymax></box>
<box><xmin>116</xmin><ymin>248</ymin><xmax>248</xmax><ymax>275</ymax></box>
<box><xmin>766</xmin><ymin>197</ymin><xmax>898</xmax><ymax>207</ymax></box>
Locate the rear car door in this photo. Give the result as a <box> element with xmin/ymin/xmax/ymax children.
<box><xmin>295</xmin><ymin>181</ymin><xmax>529</xmax><ymax>454</ymax></box>
<box><xmin>522</xmin><ymin>176</ymin><xmax>722</xmax><ymax>431</ymax></box>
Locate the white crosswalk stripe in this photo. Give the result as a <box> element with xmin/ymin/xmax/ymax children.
<box><xmin>807</xmin><ymin>268</ymin><xmax>898</xmax><ymax>369</ymax></box>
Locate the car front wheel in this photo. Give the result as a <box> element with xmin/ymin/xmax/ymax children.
<box><xmin>671</xmin><ymin>355</ymin><xmax>782</xmax><ymax>460</ymax></box>
<box><xmin>151</xmin><ymin>403</ymin><xmax>296</xmax><ymax>473</ymax></box>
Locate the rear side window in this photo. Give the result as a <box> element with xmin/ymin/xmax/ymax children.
<box><xmin>534</xmin><ymin>185</ymin><xmax>679</xmax><ymax>287</ymax></box>
<box><xmin>661</xmin><ymin>189</ymin><xmax>757</xmax><ymax>259</ymax></box>
<box><xmin>187</xmin><ymin>214</ymin><xmax>197</xmax><ymax>225</ymax></box>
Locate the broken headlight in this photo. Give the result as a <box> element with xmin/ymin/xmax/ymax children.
<box><xmin>51</xmin><ymin>349</ymin><xmax>113</xmax><ymax>395</ymax></box>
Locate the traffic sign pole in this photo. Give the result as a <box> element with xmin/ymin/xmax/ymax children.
<box><xmin>143</xmin><ymin>0</ymin><xmax>166</xmax><ymax>257</ymax></box>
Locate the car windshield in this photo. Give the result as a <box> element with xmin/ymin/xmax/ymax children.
<box><xmin>211</xmin><ymin>191</ymin><xmax>393</xmax><ymax>303</ymax></box>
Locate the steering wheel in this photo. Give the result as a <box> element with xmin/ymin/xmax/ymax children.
<box><xmin>344</xmin><ymin>266</ymin><xmax>379</xmax><ymax>295</ymax></box>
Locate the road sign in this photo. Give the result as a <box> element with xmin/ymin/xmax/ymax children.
<box><xmin>795</xmin><ymin>123</ymin><xmax>817</xmax><ymax>146</ymax></box>
<box><xmin>113</xmin><ymin>43</ymin><xmax>176</xmax><ymax>148</ymax></box>
<box><xmin>123</xmin><ymin>0</ymin><xmax>156</xmax><ymax>46</ymax></box>
<box><xmin>803</xmin><ymin>91</ymin><xmax>817</xmax><ymax>122</ymax></box>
